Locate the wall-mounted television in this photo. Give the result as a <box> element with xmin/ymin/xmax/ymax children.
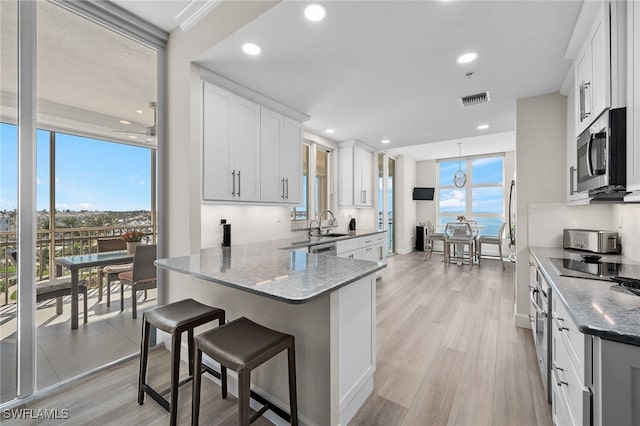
<box><xmin>412</xmin><ymin>187</ymin><xmax>434</xmax><ymax>200</ymax></box>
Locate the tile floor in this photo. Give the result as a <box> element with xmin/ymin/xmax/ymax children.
<box><xmin>0</xmin><ymin>287</ymin><xmax>156</xmax><ymax>403</ymax></box>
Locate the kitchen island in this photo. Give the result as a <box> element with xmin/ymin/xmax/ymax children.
<box><xmin>156</xmin><ymin>238</ymin><xmax>386</xmax><ymax>425</ymax></box>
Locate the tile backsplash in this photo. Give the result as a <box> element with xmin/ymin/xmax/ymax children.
<box><xmin>528</xmin><ymin>202</ymin><xmax>640</xmax><ymax>262</ymax></box>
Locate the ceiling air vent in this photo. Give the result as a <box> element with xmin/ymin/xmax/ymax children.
<box><xmin>458</xmin><ymin>91</ymin><xmax>491</xmax><ymax>107</ymax></box>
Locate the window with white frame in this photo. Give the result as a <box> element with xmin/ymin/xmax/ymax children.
<box><xmin>291</xmin><ymin>143</ymin><xmax>331</xmax><ymax>223</ymax></box>
<box><xmin>437</xmin><ymin>154</ymin><xmax>504</xmax><ymax>236</ymax></box>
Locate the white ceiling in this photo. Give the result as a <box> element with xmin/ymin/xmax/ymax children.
<box><xmin>188</xmin><ymin>0</ymin><xmax>582</xmax><ymax>155</ymax></box>
<box><xmin>1</xmin><ymin>0</ymin><xmax>584</xmax><ymax>160</ymax></box>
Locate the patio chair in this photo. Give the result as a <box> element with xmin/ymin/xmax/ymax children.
<box><xmin>423</xmin><ymin>221</ymin><xmax>445</xmax><ymax>261</ymax></box>
<box><xmin>477</xmin><ymin>222</ymin><xmax>507</xmax><ymax>269</ymax></box>
<box><xmin>444</xmin><ymin>222</ymin><xmax>475</xmax><ymax>270</ymax></box>
<box><xmin>118</xmin><ymin>244</ymin><xmax>156</xmax><ymax>319</ymax></box>
<box><xmin>6</xmin><ymin>249</ymin><xmax>88</xmax><ymax>323</ymax></box>
<box><xmin>97</xmin><ymin>238</ymin><xmax>132</xmax><ymax>307</ymax></box>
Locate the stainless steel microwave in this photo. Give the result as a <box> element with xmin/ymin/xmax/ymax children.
<box><xmin>576</xmin><ymin>107</ymin><xmax>626</xmax><ymax>194</ymax></box>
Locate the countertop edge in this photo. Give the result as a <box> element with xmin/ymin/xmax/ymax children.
<box><xmin>155</xmin><ymin>258</ymin><xmax>386</xmax><ymax>305</ymax></box>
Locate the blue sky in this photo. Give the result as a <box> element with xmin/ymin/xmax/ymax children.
<box><xmin>439</xmin><ymin>157</ymin><xmax>504</xmax><ymax>215</ymax></box>
<box><xmin>1</xmin><ymin>123</ymin><xmax>152</xmax><ymax>211</ymax></box>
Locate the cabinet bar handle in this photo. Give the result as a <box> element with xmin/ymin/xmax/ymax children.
<box><xmin>285</xmin><ymin>178</ymin><xmax>289</xmax><ymax>199</ymax></box>
<box><xmin>232</xmin><ymin>170</ymin><xmax>236</xmax><ymax>196</ymax></box>
<box><xmin>558</xmin><ymin>326</ymin><xmax>569</xmax><ymax>332</ymax></box>
<box><xmin>281</xmin><ymin>178</ymin><xmax>285</xmax><ymax>199</ymax></box>
<box><xmin>237</xmin><ymin>170</ymin><xmax>241</xmax><ymax>196</ymax></box>
<box><xmin>569</xmin><ymin>166</ymin><xmax>576</xmax><ymax>195</ymax></box>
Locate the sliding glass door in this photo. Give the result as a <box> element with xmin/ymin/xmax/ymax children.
<box><xmin>1</xmin><ymin>0</ymin><xmax>164</xmax><ymax>405</ymax></box>
<box><xmin>377</xmin><ymin>153</ymin><xmax>395</xmax><ymax>255</ymax></box>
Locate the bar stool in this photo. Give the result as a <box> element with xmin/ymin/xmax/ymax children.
<box><xmin>138</xmin><ymin>298</ymin><xmax>225</xmax><ymax>426</ymax></box>
<box><xmin>192</xmin><ymin>316</ymin><xmax>298</xmax><ymax>426</ymax></box>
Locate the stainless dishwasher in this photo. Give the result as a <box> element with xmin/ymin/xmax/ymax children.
<box><xmin>309</xmin><ymin>241</ymin><xmax>337</xmax><ymax>256</ymax></box>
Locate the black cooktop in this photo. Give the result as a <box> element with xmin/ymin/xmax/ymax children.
<box><xmin>549</xmin><ymin>257</ymin><xmax>640</xmax><ymax>282</ymax></box>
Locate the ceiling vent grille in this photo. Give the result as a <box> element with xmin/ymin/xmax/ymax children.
<box><xmin>458</xmin><ymin>91</ymin><xmax>491</xmax><ymax>107</ymax></box>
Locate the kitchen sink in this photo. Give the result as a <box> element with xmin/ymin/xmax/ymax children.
<box><xmin>321</xmin><ymin>232</ymin><xmax>350</xmax><ymax>238</ymax></box>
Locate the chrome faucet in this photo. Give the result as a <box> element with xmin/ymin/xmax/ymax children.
<box><xmin>318</xmin><ymin>210</ymin><xmax>336</xmax><ymax>232</ymax></box>
<box><xmin>308</xmin><ymin>219</ymin><xmax>320</xmax><ymax>238</ymax></box>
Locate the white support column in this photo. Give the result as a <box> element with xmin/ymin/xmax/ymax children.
<box><xmin>17</xmin><ymin>0</ymin><xmax>37</xmax><ymax>399</ymax></box>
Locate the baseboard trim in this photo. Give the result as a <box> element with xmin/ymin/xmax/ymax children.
<box><xmin>514</xmin><ymin>312</ymin><xmax>531</xmax><ymax>329</ymax></box>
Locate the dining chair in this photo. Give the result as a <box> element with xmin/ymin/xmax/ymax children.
<box><xmin>423</xmin><ymin>221</ymin><xmax>445</xmax><ymax>260</ymax></box>
<box><xmin>118</xmin><ymin>244</ymin><xmax>157</xmax><ymax>319</ymax></box>
<box><xmin>477</xmin><ymin>222</ymin><xmax>507</xmax><ymax>269</ymax></box>
<box><xmin>6</xmin><ymin>249</ymin><xmax>88</xmax><ymax>322</ymax></box>
<box><xmin>97</xmin><ymin>238</ymin><xmax>132</xmax><ymax>307</ymax></box>
<box><xmin>444</xmin><ymin>222</ymin><xmax>475</xmax><ymax>270</ymax></box>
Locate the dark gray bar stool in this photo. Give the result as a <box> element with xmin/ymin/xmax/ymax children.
<box><xmin>138</xmin><ymin>298</ymin><xmax>225</xmax><ymax>426</ymax></box>
<box><xmin>192</xmin><ymin>316</ymin><xmax>298</xmax><ymax>426</ymax></box>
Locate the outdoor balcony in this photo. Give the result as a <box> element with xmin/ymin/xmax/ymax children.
<box><xmin>0</xmin><ymin>225</ymin><xmax>156</xmax><ymax>403</ymax></box>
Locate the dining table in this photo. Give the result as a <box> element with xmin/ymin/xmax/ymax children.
<box><xmin>55</xmin><ymin>251</ymin><xmax>134</xmax><ymax>329</ymax></box>
<box><xmin>440</xmin><ymin>222</ymin><xmax>486</xmax><ymax>265</ymax></box>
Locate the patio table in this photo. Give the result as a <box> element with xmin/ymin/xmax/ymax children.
<box><xmin>55</xmin><ymin>251</ymin><xmax>133</xmax><ymax>329</ymax></box>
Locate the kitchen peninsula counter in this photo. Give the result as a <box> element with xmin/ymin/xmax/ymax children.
<box><xmin>156</xmin><ymin>238</ymin><xmax>385</xmax><ymax>425</ymax></box>
<box><xmin>155</xmin><ymin>241</ymin><xmax>384</xmax><ymax>303</ymax></box>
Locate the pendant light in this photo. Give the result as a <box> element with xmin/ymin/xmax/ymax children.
<box><xmin>453</xmin><ymin>143</ymin><xmax>467</xmax><ymax>188</ymax></box>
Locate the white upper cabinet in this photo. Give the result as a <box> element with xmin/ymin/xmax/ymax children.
<box><xmin>202</xmin><ymin>80</ymin><xmax>303</xmax><ymax>204</ymax></box>
<box><xmin>202</xmin><ymin>83</ymin><xmax>235</xmax><ymax>201</ymax></box>
<box><xmin>575</xmin><ymin>2</ymin><xmax>609</xmax><ymax>136</ymax></box>
<box><xmin>232</xmin><ymin>96</ymin><xmax>261</xmax><ymax>202</ymax></box>
<box><xmin>626</xmin><ymin>0</ymin><xmax>640</xmax><ymax>195</ymax></box>
<box><xmin>282</xmin><ymin>118</ymin><xmax>302</xmax><ymax>204</ymax></box>
<box><xmin>260</xmin><ymin>108</ymin><xmax>302</xmax><ymax>203</ymax></box>
<box><xmin>566</xmin><ymin>72</ymin><xmax>591</xmax><ymax>203</ymax></box>
<box><xmin>338</xmin><ymin>140</ymin><xmax>373</xmax><ymax>207</ymax></box>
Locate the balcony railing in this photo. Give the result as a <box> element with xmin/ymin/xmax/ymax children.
<box><xmin>0</xmin><ymin>225</ymin><xmax>156</xmax><ymax>306</ymax></box>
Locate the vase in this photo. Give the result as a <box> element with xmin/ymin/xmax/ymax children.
<box><xmin>126</xmin><ymin>241</ymin><xmax>141</xmax><ymax>255</ymax></box>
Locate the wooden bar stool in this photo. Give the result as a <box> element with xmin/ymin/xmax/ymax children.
<box><xmin>192</xmin><ymin>316</ymin><xmax>298</xmax><ymax>426</ymax></box>
<box><xmin>138</xmin><ymin>298</ymin><xmax>225</xmax><ymax>426</ymax></box>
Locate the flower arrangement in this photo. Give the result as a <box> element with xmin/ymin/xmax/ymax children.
<box><xmin>456</xmin><ymin>215</ymin><xmax>467</xmax><ymax>222</ymax></box>
<box><xmin>121</xmin><ymin>231</ymin><xmax>145</xmax><ymax>242</ymax></box>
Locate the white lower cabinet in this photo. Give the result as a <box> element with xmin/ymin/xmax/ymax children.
<box><xmin>592</xmin><ymin>337</ymin><xmax>640</xmax><ymax>426</ymax></box>
<box><xmin>552</xmin><ymin>296</ymin><xmax>592</xmax><ymax>426</ymax></box>
<box><xmin>552</xmin><ymin>296</ymin><xmax>640</xmax><ymax>426</ymax></box>
<box><xmin>336</xmin><ymin>233</ymin><xmax>387</xmax><ymax>275</ymax></box>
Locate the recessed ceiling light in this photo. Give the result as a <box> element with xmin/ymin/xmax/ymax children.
<box><xmin>457</xmin><ymin>52</ymin><xmax>477</xmax><ymax>64</ymax></box>
<box><xmin>304</xmin><ymin>3</ymin><xmax>327</xmax><ymax>22</ymax></box>
<box><xmin>381</xmin><ymin>139</ymin><xmax>391</xmax><ymax>144</ymax></box>
<box><xmin>477</xmin><ymin>124</ymin><xmax>490</xmax><ymax>130</ymax></box>
<box><xmin>136</xmin><ymin>109</ymin><xmax>143</xmax><ymax>114</ymax></box>
<box><xmin>120</xmin><ymin>120</ymin><xmax>131</xmax><ymax>125</ymax></box>
<box><xmin>146</xmin><ymin>138</ymin><xmax>153</xmax><ymax>142</ymax></box>
<box><xmin>128</xmin><ymin>135</ymin><xmax>138</xmax><ymax>139</ymax></box>
<box><xmin>325</xmin><ymin>129</ymin><xmax>335</xmax><ymax>134</ymax></box>
<box><xmin>242</xmin><ymin>42</ymin><xmax>261</xmax><ymax>56</ymax></box>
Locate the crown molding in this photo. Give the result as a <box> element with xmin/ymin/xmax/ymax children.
<box><xmin>175</xmin><ymin>0</ymin><xmax>223</xmax><ymax>32</ymax></box>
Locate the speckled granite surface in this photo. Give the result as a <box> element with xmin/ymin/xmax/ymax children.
<box><xmin>156</xmin><ymin>236</ymin><xmax>386</xmax><ymax>304</ymax></box>
<box><xmin>530</xmin><ymin>246</ymin><xmax>640</xmax><ymax>346</ymax></box>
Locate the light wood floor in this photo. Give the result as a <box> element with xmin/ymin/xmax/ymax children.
<box><xmin>3</xmin><ymin>252</ymin><xmax>551</xmax><ymax>425</ymax></box>
<box><xmin>350</xmin><ymin>251</ymin><xmax>551</xmax><ymax>426</ymax></box>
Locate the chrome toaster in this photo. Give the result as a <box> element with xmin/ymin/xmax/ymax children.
<box><xmin>563</xmin><ymin>229</ymin><xmax>619</xmax><ymax>254</ymax></box>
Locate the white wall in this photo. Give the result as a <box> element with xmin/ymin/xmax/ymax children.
<box><xmin>611</xmin><ymin>204</ymin><xmax>640</xmax><ymax>262</ymax></box>
<box><xmin>395</xmin><ymin>155</ymin><xmax>417</xmax><ymax>254</ymax></box>
<box><xmin>415</xmin><ymin>159</ymin><xmax>437</xmax><ymax>227</ymax></box>
<box><xmin>515</xmin><ymin>92</ymin><xmax>567</xmax><ymax>327</ymax></box>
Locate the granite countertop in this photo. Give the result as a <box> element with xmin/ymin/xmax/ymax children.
<box><xmin>530</xmin><ymin>246</ymin><xmax>640</xmax><ymax>346</ymax></box>
<box><xmin>155</xmin><ymin>237</ymin><xmax>386</xmax><ymax>304</ymax></box>
<box><xmin>279</xmin><ymin>229</ymin><xmax>387</xmax><ymax>250</ymax></box>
